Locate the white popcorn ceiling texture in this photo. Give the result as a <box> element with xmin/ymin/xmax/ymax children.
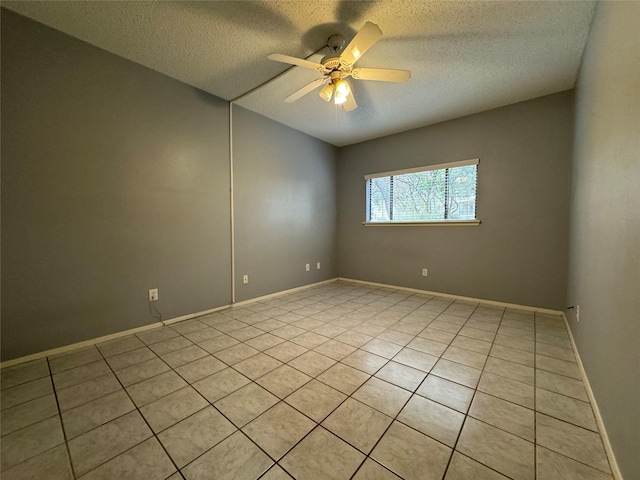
<box><xmin>3</xmin><ymin>1</ymin><xmax>596</xmax><ymax>146</ymax></box>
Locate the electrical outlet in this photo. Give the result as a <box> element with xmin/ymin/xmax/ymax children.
<box><xmin>422</xmin><ymin>268</ymin><xmax>428</xmax><ymax>277</ymax></box>
<box><xmin>317</xmin><ymin>262</ymin><xmax>321</xmax><ymax>270</ymax></box>
<box><xmin>242</xmin><ymin>275</ymin><xmax>249</xmax><ymax>284</ymax></box>
<box><xmin>305</xmin><ymin>264</ymin><xmax>310</xmax><ymax>272</ymax></box>
<box><xmin>148</xmin><ymin>288</ymin><xmax>158</xmax><ymax>302</ymax></box>
<box><xmin>576</xmin><ymin>304</ymin><xmax>580</xmax><ymax>322</ymax></box>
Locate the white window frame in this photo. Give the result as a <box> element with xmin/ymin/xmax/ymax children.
<box><xmin>364</xmin><ymin>158</ymin><xmax>480</xmax><ymax>226</ymax></box>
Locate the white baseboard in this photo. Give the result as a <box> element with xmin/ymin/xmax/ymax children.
<box><xmin>562</xmin><ymin>314</ymin><xmax>623</xmax><ymax>480</ymax></box>
<box><xmin>0</xmin><ymin>278</ymin><xmax>339</xmax><ymax>369</ymax></box>
<box><xmin>232</xmin><ymin>278</ymin><xmax>340</xmax><ymax>307</ymax></box>
<box><xmin>0</xmin><ymin>322</ymin><xmax>163</xmax><ymax>369</ymax></box>
<box><xmin>338</xmin><ymin>277</ymin><xmax>563</xmax><ymax>315</ymax></box>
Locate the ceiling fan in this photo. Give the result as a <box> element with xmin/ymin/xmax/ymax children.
<box><xmin>268</xmin><ymin>22</ymin><xmax>411</xmax><ymax>112</ymax></box>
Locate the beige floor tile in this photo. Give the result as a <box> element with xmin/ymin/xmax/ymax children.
<box><xmin>256</xmin><ymin>365</ymin><xmax>311</xmax><ymax>398</ymax></box>
<box><xmin>291</xmin><ymin>331</ymin><xmax>330</xmax><ymax>349</ymax></box>
<box><xmin>243</xmin><ymin>402</ymin><xmax>315</xmax><ymax>460</ymax></box>
<box><xmin>317</xmin><ymin>363</ymin><xmax>370</xmax><ymax>395</ymax></box>
<box><xmin>458</xmin><ymin>326</ymin><xmax>497</xmax><ymax>343</ymax></box>
<box><xmin>417</xmin><ymin>374</ymin><xmax>474</xmax><ymax>413</ymax></box>
<box><xmin>53</xmin><ymin>360</ymin><xmax>111</xmax><ymax>391</ymax></box>
<box><xmin>352</xmin><ymin>377</ymin><xmax>411</xmax><ymax>417</ymax></box>
<box><xmin>261</xmin><ymin>465</ymin><xmax>295</xmax><ymax>479</ymax></box>
<box><xmin>483</xmin><ymin>357</ymin><xmax>534</xmax><ymax>385</ymax></box>
<box><xmin>1</xmin><ymin>416</ymin><xmax>65</xmax><ymax>471</ymax></box>
<box><xmin>174</xmin><ymin>355</ymin><xmax>227</xmax><ymax>384</ymax></box>
<box><xmin>271</xmin><ymin>325</ymin><xmax>307</xmax><ymax>340</ymax></box>
<box><xmin>135</xmin><ymin>328</ymin><xmax>180</xmax><ymax>347</ymax></box>
<box><xmin>374</xmin><ymin>361</ymin><xmax>426</xmax><ymax>392</ymax></box>
<box><xmin>183</xmin><ymin>327</ymin><xmax>223</xmax><ymax>344</ymax></box>
<box><xmin>288</xmin><ymin>351</ymin><xmax>336</xmax><ymax>377</ymax></box>
<box><xmin>1</xmin><ymin>377</ymin><xmax>53</xmax><ymax>411</ymax></box>
<box><xmin>314</xmin><ymin>340</ymin><xmax>357</xmax><ymax>361</ymax></box>
<box><xmin>442</xmin><ymin>346</ymin><xmax>488</xmax><ymax>370</ymax></box>
<box><xmin>493</xmin><ymin>334</ymin><xmax>534</xmax><ymax>353</ymax></box>
<box><xmin>361</xmin><ymin>339</ymin><xmax>404</xmax><ymax>359</ymax></box>
<box><xmin>264</xmin><ymin>341</ymin><xmax>308</xmax><ymax>363</ymax></box>
<box><xmin>228</xmin><ymin>326</ymin><xmax>265</xmax><ymax>342</ymax></box>
<box><xmin>245</xmin><ymin>333</ymin><xmax>285</xmax><ymax>351</ymax></box>
<box><xmin>280</xmin><ymin>427</ymin><xmax>365</xmax><ymax>480</ymax></box>
<box><xmin>535</xmin><ymin>343</ymin><xmax>576</xmax><ymax>363</ymax></box>
<box><xmin>57</xmin><ymin>374</ymin><xmax>122</xmax><ymax>412</ymax></box>
<box><xmin>214</xmin><ymin>383</ymin><xmax>279</xmax><ymax>427</ymax></box>
<box><xmin>353</xmin><ymin>458</ymin><xmax>401</xmax><ymax>479</ymax></box>
<box><xmin>115</xmin><ymin>358</ymin><xmax>170</xmax><ymax>387</ymax></box>
<box><xmin>192</xmin><ymin>367</ymin><xmax>250</xmax><ymax>403</ymax></box>
<box><xmin>398</xmin><ymin>395</ymin><xmax>464</xmax><ymax>447</ymax></box>
<box><xmin>233</xmin><ymin>353</ymin><xmax>283</xmax><ymax>380</ymax></box>
<box><xmin>79</xmin><ymin>437</ymin><xmax>175</xmax><ymax>480</ymax></box>
<box><xmin>106</xmin><ymin>347</ymin><xmax>157</xmax><ymax>371</ymax></box>
<box><xmin>536</xmin><ymin>332</ymin><xmax>572</xmax><ymax>349</ymax></box>
<box><xmin>161</xmin><ymin>345</ymin><xmax>208</xmax><ymax>369</ymax></box>
<box><xmin>126</xmin><ymin>370</ymin><xmax>187</xmax><ymax>407</ymax></box>
<box><xmin>68</xmin><ymin>411</ymin><xmax>151</xmax><ymax>476</ymax></box>
<box><xmin>1</xmin><ymin>444</ymin><xmax>72</xmax><ymax>480</ymax></box>
<box><xmin>371</xmin><ymin>421</ymin><xmax>451</xmax><ymax>480</ymax></box>
<box><xmin>418</xmin><ymin>328</ymin><xmax>457</xmax><ymax>344</ymax></box>
<box><xmin>148</xmin><ymin>337</ymin><xmax>193</xmax><ymax>356</ymax></box>
<box><xmin>313</xmin><ymin>324</ymin><xmax>348</xmax><ymax>338</ymax></box>
<box><xmin>182</xmin><ymin>431</ymin><xmax>272</xmax><ymax>480</ymax></box>
<box><xmin>477</xmin><ymin>371</ymin><xmax>534</xmax><ymax>409</ymax></box>
<box><xmin>335</xmin><ymin>330</ymin><xmax>373</xmax><ymax>348</ymax></box>
<box><xmin>377</xmin><ymin>330</ymin><xmax>415</xmax><ymax>346</ymax></box>
<box><xmin>341</xmin><ymin>350</ymin><xmax>388</xmax><ymax>374</ymax></box>
<box><xmin>96</xmin><ymin>335</ymin><xmax>144</xmax><ymax>360</ymax></box>
<box><xmin>489</xmin><ymin>344</ymin><xmax>534</xmax><ymax>367</ymax></box>
<box><xmin>158</xmin><ymin>406</ymin><xmax>236</xmax><ymax>468</ymax></box>
<box><xmin>535</xmin><ymin>354</ymin><xmax>581</xmax><ymax>379</ymax></box>
<box><xmin>536</xmin><ymin>388</ymin><xmax>597</xmax><ymax>431</ymax></box>
<box><xmin>253</xmin><ymin>319</ymin><xmax>287</xmax><ymax>332</ymax></box>
<box><xmin>405</xmin><ymin>337</ymin><xmax>448</xmax><ymax>356</ymax></box>
<box><xmin>1</xmin><ymin>393</ymin><xmax>59</xmax><ymax>436</ymax></box>
<box><xmin>198</xmin><ymin>334</ymin><xmax>239</xmax><ymax>354</ymax></box>
<box><xmin>393</xmin><ymin>347</ymin><xmax>438</xmax><ymax>372</ymax></box>
<box><xmin>140</xmin><ymin>386</ymin><xmax>208</xmax><ymax>433</ymax></box>
<box><xmin>213</xmin><ymin>344</ymin><xmax>260</xmax><ymax>365</ymax></box>
<box><xmin>457</xmin><ymin>417</ymin><xmax>534</xmax><ymax>480</ymax></box>
<box><xmin>535</xmin><ymin>369</ymin><xmax>588</xmax><ymax>401</ymax></box>
<box><xmin>535</xmin><ymin>413</ymin><xmax>610</xmax><ymax>473</ymax></box>
<box><xmin>49</xmin><ymin>348</ymin><xmax>104</xmax><ymax>374</ymax></box>
<box><xmin>62</xmin><ymin>390</ymin><xmax>135</xmax><ymax>439</ymax></box>
<box><xmin>451</xmin><ymin>335</ymin><xmax>493</xmax><ymax>355</ymax></box>
<box><xmin>171</xmin><ymin>319</ymin><xmax>208</xmax><ymax>335</ymax></box>
<box><xmin>431</xmin><ymin>359</ymin><xmax>482</xmax><ymax>388</ymax></box>
<box><xmin>445</xmin><ymin>451</ymin><xmax>510</xmax><ymax>479</ymax></box>
<box><xmin>469</xmin><ymin>392</ymin><xmax>534</xmax><ymax>441</ymax></box>
<box><xmin>536</xmin><ymin>446</ymin><xmax>613</xmax><ymax>480</ymax></box>
<box><xmin>323</xmin><ymin>398</ymin><xmax>392</xmax><ymax>453</ymax></box>
<box><xmin>285</xmin><ymin>379</ymin><xmax>346</xmax><ymax>422</ymax></box>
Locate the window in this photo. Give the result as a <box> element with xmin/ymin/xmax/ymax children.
<box><xmin>365</xmin><ymin>159</ymin><xmax>479</xmax><ymax>224</ymax></box>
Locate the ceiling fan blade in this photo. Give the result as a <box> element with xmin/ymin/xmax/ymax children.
<box><xmin>340</xmin><ymin>21</ymin><xmax>383</xmax><ymax>67</ymax></box>
<box><xmin>343</xmin><ymin>91</ymin><xmax>357</xmax><ymax>112</ymax></box>
<box><xmin>352</xmin><ymin>67</ymin><xmax>411</xmax><ymax>83</ymax></box>
<box><xmin>284</xmin><ymin>77</ymin><xmax>328</xmax><ymax>103</ymax></box>
<box><xmin>267</xmin><ymin>53</ymin><xmax>326</xmax><ymax>72</ymax></box>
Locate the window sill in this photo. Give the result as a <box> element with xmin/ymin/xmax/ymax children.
<box><xmin>363</xmin><ymin>220</ymin><xmax>481</xmax><ymax>227</ymax></box>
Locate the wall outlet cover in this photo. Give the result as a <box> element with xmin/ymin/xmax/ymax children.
<box><xmin>422</xmin><ymin>268</ymin><xmax>428</xmax><ymax>277</ymax></box>
<box><xmin>148</xmin><ymin>288</ymin><xmax>158</xmax><ymax>302</ymax></box>
<box><xmin>305</xmin><ymin>264</ymin><xmax>310</xmax><ymax>271</ymax></box>
<box><xmin>242</xmin><ymin>275</ymin><xmax>249</xmax><ymax>284</ymax></box>
<box><xmin>317</xmin><ymin>262</ymin><xmax>321</xmax><ymax>269</ymax></box>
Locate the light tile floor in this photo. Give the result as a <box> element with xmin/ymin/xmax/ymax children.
<box><xmin>0</xmin><ymin>281</ymin><xmax>614</xmax><ymax>479</ymax></box>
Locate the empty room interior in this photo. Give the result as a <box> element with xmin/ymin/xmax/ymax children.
<box><xmin>0</xmin><ymin>1</ymin><xmax>638</xmax><ymax>480</ymax></box>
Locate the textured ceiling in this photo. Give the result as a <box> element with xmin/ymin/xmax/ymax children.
<box><xmin>2</xmin><ymin>1</ymin><xmax>596</xmax><ymax>146</ymax></box>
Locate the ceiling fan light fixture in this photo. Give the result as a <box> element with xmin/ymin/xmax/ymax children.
<box><xmin>334</xmin><ymin>79</ymin><xmax>350</xmax><ymax>105</ymax></box>
<box><xmin>319</xmin><ymin>83</ymin><xmax>333</xmax><ymax>102</ymax></box>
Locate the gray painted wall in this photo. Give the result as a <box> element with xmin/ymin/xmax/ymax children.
<box><xmin>567</xmin><ymin>2</ymin><xmax>640</xmax><ymax>477</ymax></box>
<box><xmin>232</xmin><ymin>106</ymin><xmax>338</xmax><ymax>302</ymax></box>
<box><xmin>338</xmin><ymin>92</ymin><xmax>573</xmax><ymax>310</ymax></box>
<box><xmin>1</xmin><ymin>10</ymin><xmax>231</xmax><ymax>360</ymax></box>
